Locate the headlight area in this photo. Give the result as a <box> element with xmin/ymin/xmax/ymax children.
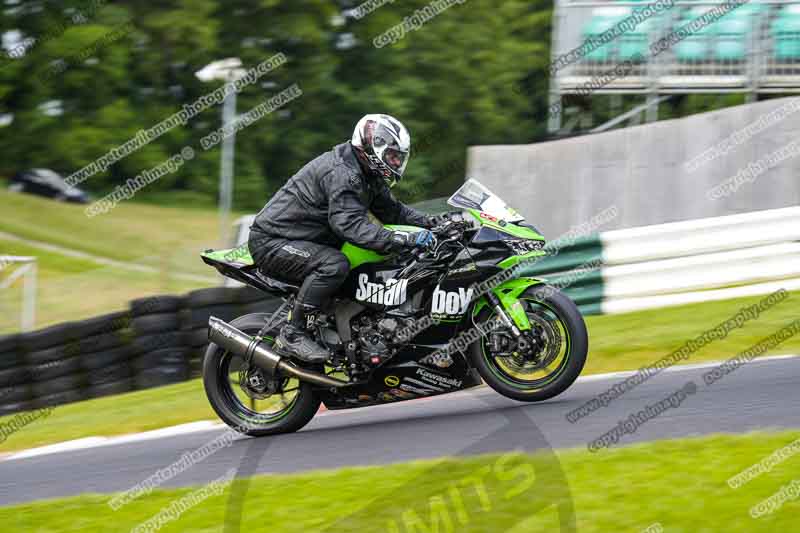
<box><xmin>503</xmin><ymin>239</ymin><xmax>545</xmax><ymax>255</ymax></box>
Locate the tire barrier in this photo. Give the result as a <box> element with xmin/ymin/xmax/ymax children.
<box><xmin>0</xmin><ymin>289</ymin><xmax>280</xmax><ymax>416</ymax></box>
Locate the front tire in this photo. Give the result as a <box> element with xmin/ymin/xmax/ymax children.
<box><xmin>470</xmin><ymin>286</ymin><xmax>588</xmax><ymax>402</ymax></box>
<box><xmin>203</xmin><ymin>313</ymin><xmax>320</xmax><ymax>436</ymax></box>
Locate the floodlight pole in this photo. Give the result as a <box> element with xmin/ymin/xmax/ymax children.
<box><xmin>219</xmin><ymin>91</ymin><xmax>237</xmax><ymax>247</ymax></box>
<box><xmin>195</xmin><ymin>58</ymin><xmax>246</xmax><ymax>246</ymax></box>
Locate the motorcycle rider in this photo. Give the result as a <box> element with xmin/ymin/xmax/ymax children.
<box><xmin>248</xmin><ymin>114</ymin><xmax>442</xmax><ymax>363</ymax></box>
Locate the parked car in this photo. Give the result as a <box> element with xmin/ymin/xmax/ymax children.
<box><xmin>8</xmin><ymin>168</ymin><xmax>90</xmax><ymax>204</ymax></box>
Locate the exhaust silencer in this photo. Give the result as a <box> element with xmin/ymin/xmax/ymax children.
<box><xmin>208</xmin><ymin>316</ymin><xmax>347</xmax><ymax>389</ymax></box>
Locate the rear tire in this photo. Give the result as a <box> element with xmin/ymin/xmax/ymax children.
<box><xmin>202</xmin><ymin>313</ymin><xmax>320</xmax><ymax>437</ymax></box>
<box><xmin>470</xmin><ymin>286</ymin><xmax>588</xmax><ymax>402</ymax></box>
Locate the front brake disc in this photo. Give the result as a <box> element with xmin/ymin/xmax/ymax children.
<box><xmin>527</xmin><ymin>313</ymin><xmax>562</xmax><ymax>368</ymax></box>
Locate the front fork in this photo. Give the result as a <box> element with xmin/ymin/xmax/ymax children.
<box><xmin>486</xmin><ymin>291</ymin><xmax>522</xmax><ymax>337</ymax></box>
<box><xmin>474</xmin><ymin>277</ymin><xmax>547</xmax><ymax>359</ymax></box>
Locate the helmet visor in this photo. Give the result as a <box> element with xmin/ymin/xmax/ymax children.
<box><xmin>382</xmin><ymin>147</ymin><xmax>408</xmax><ymax>177</ymax></box>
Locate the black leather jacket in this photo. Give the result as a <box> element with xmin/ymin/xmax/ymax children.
<box><xmin>251</xmin><ymin>142</ymin><xmax>432</xmax><ymax>254</ymax></box>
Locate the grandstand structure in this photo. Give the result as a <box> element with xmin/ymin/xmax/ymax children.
<box><xmin>549</xmin><ymin>0</ymin><xmax>800</xmax><ymax>132</ymax></box>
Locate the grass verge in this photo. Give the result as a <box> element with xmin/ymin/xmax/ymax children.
<box><xmin>0</xmin><ymin>189</ymin><xmax>240</xmax><ymax>274</ymax></box>
<box><xmin>1</xmin><ymin>431</ymin><xmax>798</xmax><ymax>531</ymax></box>
<box><xmin>0</xmin><ymin>237</ymin><xmax>207</xmax><ymax>334</ymax></box>
<box><xmin>582</xmin><ymin>288</ymin><xmax>800</xmax><ymax>375</ymax></box>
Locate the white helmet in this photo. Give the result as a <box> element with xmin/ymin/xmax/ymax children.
<box><xmin>351</xmin><ymin>114</ymin><xmax>411</xmax><ymax>187</ymax></box>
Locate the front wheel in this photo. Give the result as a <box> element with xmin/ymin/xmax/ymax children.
<box><xmin>202</xmin><ymin>313</ymin><xmax>320</xmax><ymax>436</ymax></box>
<box><xmin>470</xmin><ymin>286</ymin><xmax>588</xmax><ymax>402</ymax></box>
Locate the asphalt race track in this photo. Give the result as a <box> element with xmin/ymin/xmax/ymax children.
<box><xmin>1</xmin><ymin>355</ymin><xmax>799</xmax><ymax>506</ymax></box>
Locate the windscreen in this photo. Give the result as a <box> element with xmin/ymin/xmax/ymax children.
<box><xmin>447</xmin><ymin>179</ymin><xmax>524</xmax><ymax>222</ymax></box>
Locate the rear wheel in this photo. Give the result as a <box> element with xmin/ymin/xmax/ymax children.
<box><xmin>202</xmin><ymin>313</ymin><xmax>320</xmax><ymax>436</ymax></box>
<box><xmin>470</xmin><ymin>286</ymin><xmax>588</xmax><ymax>402</ymax></box>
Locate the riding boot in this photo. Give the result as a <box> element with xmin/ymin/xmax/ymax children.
<box><xmin>275</xmin><ymin>300</ymin><xmax>329</xmax><ymax>363</ymax></box>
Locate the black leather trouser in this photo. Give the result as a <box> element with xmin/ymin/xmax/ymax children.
<box><xmin>248</xmin><ymin>231</ymin><xmax>350</xmax><ymax>310</ymax></box>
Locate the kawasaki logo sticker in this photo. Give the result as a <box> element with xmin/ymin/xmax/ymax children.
<box><xmin>431</xmin><ymin>285</ymin><xmax>473</xmax><ymax>317</ymax></box>
<box><xmin>355</xmin><ymin>273</ymin><xmax>408</xmax><ymax>306</ymax></box>
<box><xmin>416</xmin><ymin>368</ymin><xmax>462</xmax><ymax>389</ymax></box>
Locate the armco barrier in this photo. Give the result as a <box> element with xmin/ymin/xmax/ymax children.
<box><xmin>521</xmin><ymin>206</ymin><xmax>800</xmax><ymax>316</ymax></box>
<box><xmin>0</xmin><ymin>288</ymin><xmax>279</xmax><ymax>416</ymax></box>
<box><xmin>516</xmin><ymin>234</ymin><xmax>605</xmax><ymax>316</ymax></box>
<box><xmin>599</xmin><ymin>206</ymin><xmax>800</xmax><ymax>314</ymax></box>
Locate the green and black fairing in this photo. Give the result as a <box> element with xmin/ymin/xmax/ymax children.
<box><xmin>200</xmin><ymin>179</ymin><xmax>589</xmax><ymax>441</ymax></box>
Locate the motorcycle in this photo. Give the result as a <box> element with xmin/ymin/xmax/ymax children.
<box><xmin>200</xmin><ymin>179</ymin><xmax>588</xmax><ymax>436</ymax></box>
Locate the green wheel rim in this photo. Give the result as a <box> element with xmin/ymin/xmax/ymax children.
<box><xmin>481</xmin><ymin>298</ymin><xmax>572</xmax><ymax>390</ymax></box>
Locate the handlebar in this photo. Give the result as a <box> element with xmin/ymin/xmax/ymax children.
<box><xmin>408</xmin><ymin>220</ymin><xmax>471</xmax><ymax>262</ymax></box>
<box><xmin>431</xmin><ymin>218</ymin><xmax>471</xmax><ymax>238</ymax></box>
<box><xmin>399</xmin><ymin>216</ymin><xmax>472</xmax><ymax>272</ymax></box>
